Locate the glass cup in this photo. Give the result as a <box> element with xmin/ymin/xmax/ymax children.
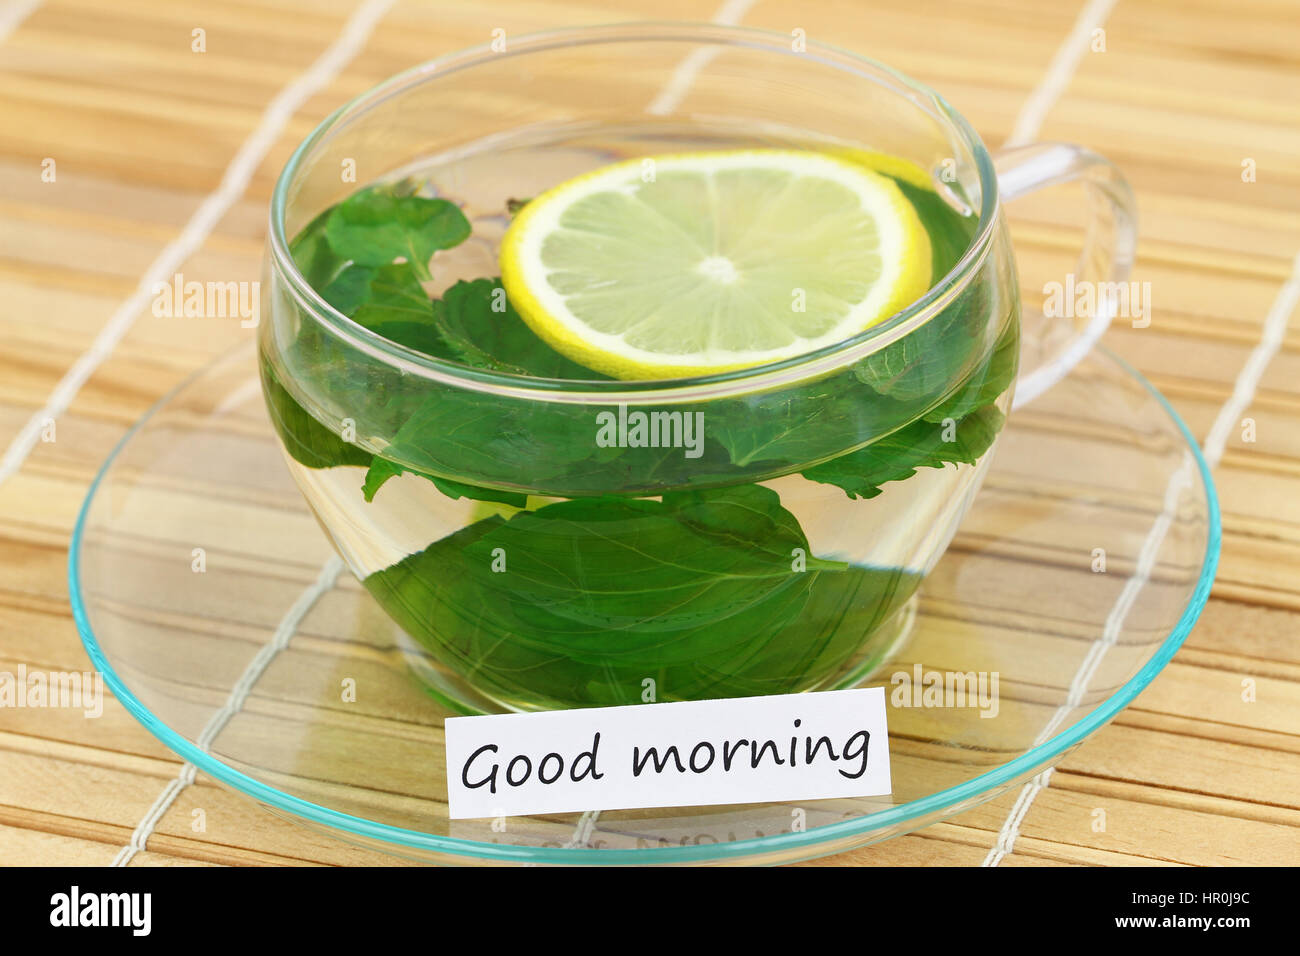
<box><xmin>259</xmin><ymin>23</ymin><xmax>1136</xmax><ymax>714</ymax></box>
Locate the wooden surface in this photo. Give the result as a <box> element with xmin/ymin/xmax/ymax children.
<box><xmin>1</xmin><ymin>0</ymin><xmax>1297</xmax><ymax>866</ymax></box>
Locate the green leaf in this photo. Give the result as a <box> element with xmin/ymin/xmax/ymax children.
<box><xmin>260</xmin><ymin>355</ymin><xmax>373</xmax><ymax>470</ymax></box>
<box><xmin>923</xmin><ymin>317</ymin><xmax>1018</xmax><ymax>423</ymax></box>
<box><xmin>710</xmin><ymin>382</ymin><xmax>899</xmax><ymax>469</ymax></box>
<box><xmin>360</xmin><ymin>457</ymin><xmax>401</xmax><ymax>501</ymax></box>
<box><xmin>354</xmin><ymin>263</ymin><xmax>433</xmax><ymax>320</ymax></box>
<box><xmin>325</xmin><ymin>190</ymin><xmax>470</xmax><ymax>279</ymax></box>
<box><xmin>662</xmin><ymin>484</ymin><xmax>846</xmax><ymax>573</ymax></box>
<box><xmin>370</xmin><ymin>385</ymin><xmax>598</xmax><ymax>486</ymax></box>
<box><xmin>850</xmin><ymin>284</ymin><xmax>990</xmax><ymax>402</ymax></box>
<box><xmin>363</xmin><ymin>484</ymin><xmax>921</xmax><ymax>707</ymax></box>
<box><xmin>264</xmin><ymin>361</ymin><xmax>532</xmax><ymax>505</ymax></box>
<box><xmin>323</xmin><ymin>262</ymin><xmax>460</xmax><ymax>361</ymax></box>
<box><xmin>289</xmin><ymin>207</ymin><xmax>346</xmax><ymax>290</ymax></box>
<box><xmin>346</xmin><ymin>276</ymin><xmax>633</xmax><ymax>499</ymax></box>
<box><xmin>362</xmin><ymin>456</ymin><xmax>528</xmax><ymax>508</ymax></box>
<box><xmin>802</xmin><ymin>404</ymin><xmax>1004</xmax><ymax>500</ymax></box>
<box><xmin>434</xmin><ymin>278</ymin><xmax>608</xmax><ymax>380</ymax></box>
<box><xmin>318</xmin><ymin>264</ymin><xmax>377</xmax><ymax>315</ymax></box>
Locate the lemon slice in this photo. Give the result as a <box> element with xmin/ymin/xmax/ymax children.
<box><xmin>499</xmin><ymin>150</ymin><xmax>932</xmax><ymax>380</ymax></box>
<box><xmin>829</xmin><ymin>147</ymin><xmax>936</xmax><ymax>190</ymax></box>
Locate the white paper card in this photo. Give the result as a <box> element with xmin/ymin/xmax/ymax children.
<box><xmin>444</xmin><ymin>687</ymin><xmax>891</xmax><ymax>819</ymax></box>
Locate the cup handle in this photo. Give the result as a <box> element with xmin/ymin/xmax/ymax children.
<box><xmin>993</xmin><ymin>142</ymin><xmax>1137</xmax><ymax>409</ymax></box>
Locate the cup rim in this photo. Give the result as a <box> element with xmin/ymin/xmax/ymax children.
<box><xmin>267</xmin><ymin>21</ymin><xmax>1001</xmax><ymax>404</ymax></box>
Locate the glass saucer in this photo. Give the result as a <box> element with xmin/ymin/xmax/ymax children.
<box><xmin>70</xmin><ymin>340</ymin><xmax>1219</xmax><ymax>865</ymax></box>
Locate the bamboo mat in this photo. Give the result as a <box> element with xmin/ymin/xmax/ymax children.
<box><xmin>0</xmin><ymin>0</ymin><xmax>1297</xmax><ymax>867</ymax></box>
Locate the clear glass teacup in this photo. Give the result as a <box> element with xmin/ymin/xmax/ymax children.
<box><xmin>259</xmin><ymin>23</ymin><xmax>1135</xmax><ymax>714</ymax></box>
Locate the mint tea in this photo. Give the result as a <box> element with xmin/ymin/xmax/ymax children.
<box><xmin>260</xmin><ymin>123</ymin><xmax>1018</xmax><ymax>713</ymax></box>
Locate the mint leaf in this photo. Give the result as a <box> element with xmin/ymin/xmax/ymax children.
<box><xmin>423</xmin><ymin>475</ymin><xmax>529</xmax><ymax>509</ymax></box>
<box><xmin>352</xmin><ymin>264</ymin><xmax>438</xmax><ymax>339</ymax></box>
<box><xmin>431</xmin><ymin>279</ymin><xmax>528</xmax><ymax>374</ymax></box>
<box><xmin>363</xmin><ymin>484</ymin><xmax>921</xmax><ymax>707</ymax></box>
<box><xmin>325</xmin><ymin>191</ymin><xmax>470</xmax><ymax>279</ymax></box>
<box><xmin>434</xmin><ymin>278</ymin><xmax>607</xmax><ymax>380</ymax></box>
<box><xmin>324</xmin><ymin>262</ymin><xmax>468</xmax><ymax>364</ymax></box>
<box><xmin>850</xmin><ymin>283</ymin><xmax>990</xmax><ymax>402</ymax></box>
<box><xmin>361</xmin><ymin>456</ymin><xmax>527</xmax><ymax>508</ymax></box>
<box><xmin>662</xmin><ymin>484</ymin><xmax>846</xmax><ymax>573</ymax></box>
<box><xmin>264</xmin><ymin>364</ymin><xmax>533</xmax><ymax>508</ymax></box>
<box><xmin>923</xmin><ymin>317</ymin><xmax>1018</xmax><ymax>423</ymax></box>
<box><xmin>289</xmin><ymin>207</ymin><xmax>346</xmax><ymax>290</ymax></box>
<box><xmin>260</xmin><ymin>355</ymin><xmax>372</xmax><ymax>470</ymax></box>
<box><xmin>319</xmin><ymin>263</ymin><xmax>376</xmax><ymax>315</ymax></box>
<box><xmin>336</xmin><ymin>272</ymin><xmax>617</xmax><ymax>501</ymax></box>
<box><xmin>803</xmin><ymin>404</ymin><xmax>1004</xmax><ymax>499</ymax></box>
<box><xmin>371</xmin><ymin>386</ymin><xmax>597</xmax><ymax>483</ymax></box>
<box><xmin>360</xmin><ymin>457</ymin><xmax>400</xmax><ymax>501</ymax></box>
<box><xmin>711</xmin><ymin>383</ymin><xmax>897</xmax><ymax>469</ymax></box>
